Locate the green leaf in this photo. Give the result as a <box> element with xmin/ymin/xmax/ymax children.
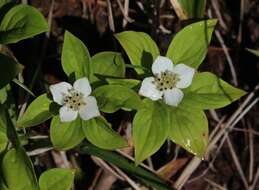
<box><xmin>0</xmin><ymin>86</ymin><xmax>8</xmax><ymax>104</ymax></box>
<box><xmin>246</xmin><ymin>48</ymin><xmax>259</xmax><ymax>57</ymax></box>
<box><xmin>50</xmin><ymin>116</ymin><xmax>84</xmax><ymax>150</ymax></box>
<box><xmin>0</xmin><ymin>106</ymin><xmax>7</xmax><ymax>152</ymax></box>
<box><xmin>168</xmin><ymin>106</ymin><xmax>208</xmax><ymax>157</ymax></box>
<box><xmin>93</xmin><ymin>85</ymin><xmax>143</xmax><ymax>113</ymax></box>
<box><xmin>171</xmin><ymin>0</ymin><xmax>206</xmax><ymax>19</ymax></box>
<box><xmin>80</xmin><ymin>142</ymin><xmax>172</xmax><ymax>190</ymax></box>
<box><xmin>182</xmin><ymin>72</ymin><xmax>247</xmax><ymax>109</ymax></box>
<box><xmin>0</xmin><ymin>0</ymin><xmax>11</xmax><ymax>9</ymax></box>
<box><xmin>2</xmin><ymin>147</ymin><xmax>39</xmax><ymax>190</ymax></box>
<box><xmin>133</xmin><ymin>99</ymin><xmax>170</xmax><ymax>164</ymax></box>
<box><xmin>82</xmin><ymin>117</ymin><xmax>127</xmax><ymax>150</ymax></box>
<box><xmin>106</xmin><ymin>78</ymin><xmax>141</xmax><ymax>89</ymax></box>
<box><xmin>0</xmin><ymin>4</ymin><xmax>48</xmax><ymax>44</ymax></box>
<box><xmin>39</xmin><ymin>168</ymin><xmax>75</xmax><ymax>190</ymax></box>
<box><xmin>0</xmin><ymin>131</ymin><xmax>8</xmax><ymax>153</ymax></box>
<box><xmin>62</xmin><ymin>31</ymin><xmax>91</xmax><ymax>80</ymax></box>
<box><xmin>115</xmin><ymin>31</ymin><xmax>160</xmax><ymax>74</ymax></box>
<box><xmin>0</xmin><ymin>53</ymin><xmax>23</xmax><ymax>89</ymax></box>
<box><xmin>166</xmin><ymin>19</ymin><xmax>217</xmax><ymax>69</ymax></box>
<box><xmin>17</xmin><ymin>94</ymin><xmax>52</xmax><ymax>128</ymax></box>
<box><xmin>0</xmin><ymin>175</ymin><xmax>9</xmax><ymax>190</ymax></box>
<box><xmin>91</xmin><ymin>51</ymin><xmax>125</xmax><ymax>82</ymax></box>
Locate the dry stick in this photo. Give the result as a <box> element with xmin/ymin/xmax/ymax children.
<box><xmin>106</xmin><ymin>0</ymin><xmax>115</xmax><ymax>32</ymax></box>
<box><xmin>112</xmin><ymin>165</ymin><xmax>141</xmax><ymax>190</ymax></box>
<box><xmin>208</xmin><ymin>9</ymin><xmax>238</xmax><ymax>86</ymax></box>
<box><xmin>250</xmin><ymin>167</ymin><xmax>259</xmax><ymax>190</ymax></box>
<box><xmin>237</xmin><ymin>0</ymin><xmax>245</xmax><ymax>43</ymax></box>
<box><xmin>174</xmin><ymin>89</ymin><xmax>258</xmax><ymax>190</ymax></box>
<box><xmin>91</xmin><ymin>156</ymin><xmax>124</xmax><ymax>181</ymax></box>
<box><xmin>205</xmin><ymin>178</ymin><xmax>227</xmax><ymax>190</ymax></box>
<box><xmin>226</xmin><ymin>137</ymin><xmax>249</xmax><ymax>189</ymax></box>
<box><xmin>211</xmin><ymin>0</ymin><xmax>228</xmax><ymax>31</ymax></box>
<box><xmin>248</xmin><ymin>122</ymin><xmax>254</xmax><ymax>183</ymax></box>
<box><xmin>233</xmin><ymin>128</ymin><xmax>259</xmax><ymax>137</ymax></box>
<box><xmin>116</xmin><ymin>0</ymin><xmax>134</xmax><ymax>26</ymax></box>
<box><xmin>123</xmin><ymin>0</ymin><xmax>130</xmax><ymax>27</ymax></box>
<box><xmin>209</xmin><ymin>109</ymin><xmax>220</xmax><ymax>122</ymax></box>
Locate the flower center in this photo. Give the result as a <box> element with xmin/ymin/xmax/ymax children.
<box><xmin>154</xmin><ymin>70</ymin><xmax>180</xmax><ymax>91</ymax></box>
<box><xmin>63</xmin><ymin>89</ymin><xmax>86</xmax><ymax>111</ymax></box>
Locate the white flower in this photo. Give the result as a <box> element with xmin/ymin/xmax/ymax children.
<box><xmin>50</xmin><ymin>77</ymin><xmax>100</xmax><ymax>122</ymax></box>
<box><xmin>139</xmin><ymin>56</ymin><xmax>195</xmax><ymax>107</ymax></box>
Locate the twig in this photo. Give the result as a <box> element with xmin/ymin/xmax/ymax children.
<box><xmin>112</xmin><ymin>165</ymin><xmax>141</xmax><ymax>190</ymax></box>
<box><xmin>237</xmin><ymin>0</ymin><xmax>245</xmax><ymax>43</ymax></box>
<box><xmin>211</xmin><ymin>0</ymin><xmax>228</xmax><ymax>31</ymax></box>
<box><xmin>205</xmin><ymin>178</ymin><xmax>227</xmax><ymax>190</ymax></box>
<box><xmin>250</xmin><ymin>167</ymin><xmax>259</xmax><ymax>190</ymax></box>
<box><xmin>248</xmin><ymin>122</ymin><xmax>254</xmax><ymax>183</ymax></box>
<box><xmin>92</xmin><ymin>156</ymin><xmax>124</xmax><ymax>180</ymax></box>
<box><xmin>226</xmin><ymin>137</ymin><xmax>249</xmax><ymax>189</ymax></box>
<box><xmin>106</xmin><ymin>0</ymin><xmax>115</xmax><ymax>32</ymax></box>
<box><xmin>208</xmin><ymin>9</ymin><xmax>238</xmax><ymax>86</ymax></box>
<box><xmin>116</xmin><ymin>0</ymin><xmax>134</xmax><ymax>26</ymax></box>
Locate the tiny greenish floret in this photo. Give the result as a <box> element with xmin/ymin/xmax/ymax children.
<box><xmin>63</xmin><ymin>89</ymin><xmax>86</xmax><ymax>111</ymax></box>
<box><xmin>153</xmin><ymin>71</ymin><xmax>180</xmax><ymax>91</ymax></box>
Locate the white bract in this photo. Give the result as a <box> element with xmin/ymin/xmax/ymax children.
<box><xmin>50</xmin><ymin>77</ymin><xmax>100</xmax><ymax>122</ymax></box>
<box><xmin>139</xmin><ymin>56</ymin><xmax>195</xmax><ymax>106</ymax></box>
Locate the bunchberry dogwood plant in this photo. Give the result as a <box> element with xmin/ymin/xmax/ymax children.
<box><xmin>1</xmin><ymin>3</ymin><xmax>248</xmax><ymax>188</ymax></box>
<box><xmin>139</xmin><ymin>56</ymin><xmax>195</xmax><ymax>106</ymax></box>
<box><xmin>50</xmin><ymin>77</ymin><xmax>100</xmax><ymax>122</ymax></box>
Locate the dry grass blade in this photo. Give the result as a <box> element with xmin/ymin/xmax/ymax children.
<box><xmin>169</xmin><ymin>0</ymin><xmax>187</xmax><ymax>20</ymax></box>
<box><xmin>106</xmin><ymin>0</ymin><xmax>115</xmax><ymax>32</ymax></box>
<box><xmin>226</xmin><ymin>137</ymin><xmax>249</xmax><ymax>189</ymax></box>
<box><xmin>205</xmin><ymin>178</ymin><xmax>227</xmax><ymax>190</ymax></box>
<box><xmin>157</xmin><ymin>158</ymin><xmax>188</xmax><ymax>180</ymax></box>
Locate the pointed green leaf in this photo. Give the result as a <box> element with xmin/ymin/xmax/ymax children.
<box><xmin>0</xmin><ymin>4</ymin><xmax>48</xmax><ymax>44</ymax></box>
<box><xmin>0</xmin><ymin>54</ymin><xmax>23</xmax><ymax>89</ymax></box>
<box><xmin>2</xmin><ymin>148</ymin><xmax>39</xmax><ymax>190</ymax></box>
<box><xmin>17</xmin><ymin>94</ymin><xmax>52</xmax><ymax>128</ymax></box>
<box><xmin>246</xmin><ymin>48</ymin><xmax>259</xmax><ymax>57</ymax></box>
<box><xmin>39</xmin><ymin>168</ymin><xmax>75</xmax><ymax>190</ymax></box>
<box><xmin>50</xmin><ymin>116</ymin><xmax>84</xmax><ymax>150</ymax></box>
<box><xmin>93</xmin><ymin>85</ymin><xmax>143</xmax><ymax>113</ymax></box>
<box><xmin>115</xmin><ymin>31</ymin><xmax>160</xmax><ymax>74</ymax></box>
<box><xmin>168</xmin><ymin>106</ymin><xmax>208</xmax><ymax>157</ymax></box>
<box><xmin>166</xmin><ymin>19</ymin><xmax>217</xmax><ymax>68</ymax></box>
<box><xmin>62</xmin><ymin>31</ymin><xmax>91</xmax><ymax>80</ymax></box>
<box><xmin>133</xmin><ymin>99</ymin><xmax>170</xmax><ymax>164</ymax></box>
<box><xmin>182</xmin><ymin>72</ymin><xmax>247</xmax><ymax>109</ymax></box>
<box><xmin>91</xmin><ymin>51</ymin><xmax>125</xmax><ymax>82</ymax></box>
<box><xmin>82</xmin><ymin>117</ymin><xmax>127</xmax><ymax>150</ymax></box>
